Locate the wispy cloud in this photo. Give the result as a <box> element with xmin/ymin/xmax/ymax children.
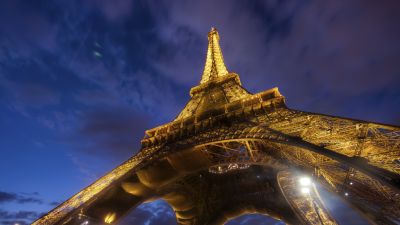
<box><xmin>0</xmin><ymin>191</ymin><xmax>43</xmax><ymax>205</ymax></box>
<box><xmin>0</xmin><ymin>209</ymin><xmax>44</xmax><ymax>225</ymax></box>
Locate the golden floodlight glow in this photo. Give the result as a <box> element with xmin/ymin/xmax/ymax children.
<box><xmin>104</xmin><ymin>212</ymin><xmax>116</xmax><ymax>224</ymax></box>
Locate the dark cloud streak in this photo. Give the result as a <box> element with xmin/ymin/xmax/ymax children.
<box><xmin>0</xmin><ymin>209</ymin><xmax>44</xmax><ymax>225</ymax></box>
<box><xmin>72</xmin><ymin>107</ymin><xmax>151</xmax><ymax>158</ymax></box>
<box><xmin>0</xmin><ymin>191</ymin><xmax>43</xmax><ymax>205</ymax></box>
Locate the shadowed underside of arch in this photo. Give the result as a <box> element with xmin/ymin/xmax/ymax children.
<box><xmin>34</xmin><ymin>28</ymin><xmax>400</xmax><ymax>225</ymax></box>
<box><xmin>224</xmin><ymin>213</ymin><xmax>282</xmax><ymax>225</ymax></box>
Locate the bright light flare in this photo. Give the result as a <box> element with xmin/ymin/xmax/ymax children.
<box><xmin>299</xmin><ymin>177</ymin><xmax>312</xmax><ymax>186</ymax></box>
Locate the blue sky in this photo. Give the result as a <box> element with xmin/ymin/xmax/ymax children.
<box><xmin>0</xmin><ymin>0</ymin><xmax>399</xmax><ymax>224</ymax></box>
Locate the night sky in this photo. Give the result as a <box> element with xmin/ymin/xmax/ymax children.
<box><xmin>0</xmin><ymin>0</ymin><xmax>399</xmax><ymax>224</ymax></box>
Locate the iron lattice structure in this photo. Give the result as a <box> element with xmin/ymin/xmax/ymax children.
<box><xmin>34</xmin><ymin>28</ymin><xmax>400</xmax><ymax>225</ymax></box>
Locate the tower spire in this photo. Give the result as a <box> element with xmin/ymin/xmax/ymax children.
<box><xmin>200</xmin><ymin>27</ymin><xmax>229</xmax><ymax>84</ymax></box>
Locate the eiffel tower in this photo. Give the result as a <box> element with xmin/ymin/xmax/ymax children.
<box><xmin>34</xmin><ymin>28</ymin><xmax>400</xmax><ymax>225</ymax></box>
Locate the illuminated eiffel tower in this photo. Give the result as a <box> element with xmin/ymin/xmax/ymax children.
<box><xmin>35</xmin><ymin>28</ymin><xmax>400</xmax><ymax>225</ymax></box>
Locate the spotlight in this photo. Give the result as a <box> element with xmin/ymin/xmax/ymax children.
<box><xmin>299</xmin><ymin>177</ymin><xmax>312</xmax><ymax>186</ymax></box>
<box><xmin>345</xmin><ymin>192</ymin><xmax>349</xmax><ymax>197</ymax></box>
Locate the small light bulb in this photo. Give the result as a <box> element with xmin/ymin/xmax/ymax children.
<box><xmin>104</xmin><ymin>212</ymin><xmax>116</xmax><ymax>224</ymax></box>
<box><xmin>349</xmin><ymin>182</ymin><xmax>353</xmax><ymax>185</ymax></box>
<box><xmin>345</xmin><ymin>192</ymin><xmax>349</xmax><ymax>196</ymax></box>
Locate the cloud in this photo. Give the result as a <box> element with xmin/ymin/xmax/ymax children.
<box><xmin>0</xmin><ymin>209</ymin><xmax>44</xmax><ymax>225</ymax></box>
<box><xmin>0</xmin><ymin>191</ymin><xmax>45</xmax><ymax>224</ymax></box>
<box><xmin>85</xmin><ymin>0</ymin><xmax>134</xmax><ymax>22</ymax></box>
<box><xmin>0</xmin><ymin>220</ymin><xmax>29</xmax><ymax>225</ymax></box>
<box><xmin>0</xmin><ymin>191</ymin><xmax>43</xmax><ymax>205</ymax></box>
<box><xmin>0</xmin><ymin>0</ymin><xmax>57</xmax><ymax>57</ymax></box>
<box><xmin>143</xmin><ymin>0</ymin><xmax>304</xmax><ymax>86</ymax></box>
<box><xmin>158</xmin><ymin>0</ymin><xmax>400</xmax><ymax>97</ymax></box>
<box><xmin>0</xmin><ymin>210</ymin><xmax>38</xmax><ymax>220</ymax></box>
<box><xmin>65</xmin><ymin>107</ymin><xmax>152</xmax><ymax>159</ymax></box>
<box><xmin>0</xmin><ymin>78</ymin><xmax>60</xmax><ymax>116</ymax></box>
<box><xmin>262</xmin><ymin>0</ymin><xmax>400</xmax><ymax>94</ymax></box>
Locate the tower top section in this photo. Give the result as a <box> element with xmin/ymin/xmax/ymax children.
<box><xmin>200</xmin><ymin>27</ymin><xmax>229</xmax><ymax>84</ymax></box>
<box><xmin>142</xmin><ymin>26</ymin><xmax>284</xmax><ymax>140</ymax></box>
<box><xmin>144</xmin><ymin>27</ymin><xmax>282</xmax><ymax>125</ymax></box>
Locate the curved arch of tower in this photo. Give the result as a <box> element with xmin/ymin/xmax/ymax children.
<box><xmin>34</xmin><ymin>28</ymin><xmax>400</xmax><ymax>225</ymax></box>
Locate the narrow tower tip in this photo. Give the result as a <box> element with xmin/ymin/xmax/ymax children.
<box><xmin>201</xmin><ymin>27</ymin><xmax>227</xmax><ymax>84</ymax></box>
<box><xmin>208</xmin><ymin>27</ymin><xmax>219</xmax><ymax>39</ymax></box>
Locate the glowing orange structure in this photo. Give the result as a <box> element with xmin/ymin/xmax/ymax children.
<box><xmin>34</xmin><ymin>28</ymin><xmax>400</xmax><ymax>225</ymax></box>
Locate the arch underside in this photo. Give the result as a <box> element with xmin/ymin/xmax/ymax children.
<box><xmin>34</xmin><ymin>108</ymin><xmax>400</xmax><ymax>225</ymax></box>
<box><xmin>71</xmin><ymin>150</ymin><xmax>334</xmax><ymax>225</ymax></box>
